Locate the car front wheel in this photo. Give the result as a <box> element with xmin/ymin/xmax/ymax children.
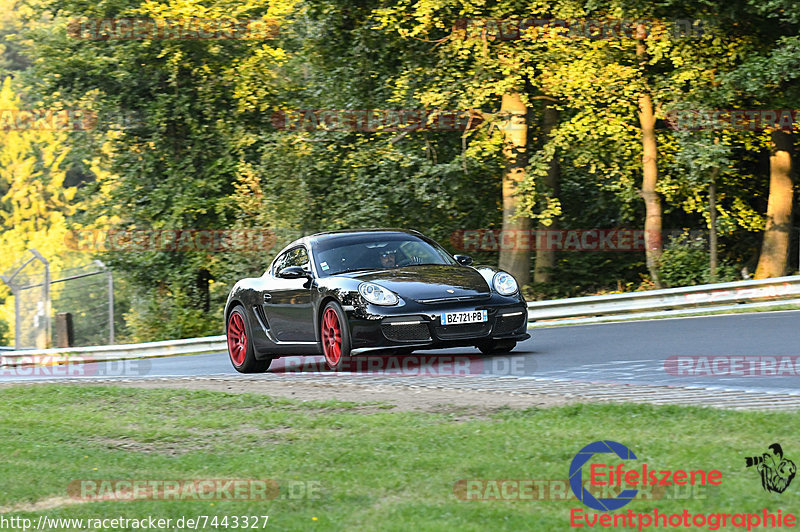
<box><xmin>320</xmin><ymin>301</ymin><xmax>351</xmax><ymax>371</ymax></box>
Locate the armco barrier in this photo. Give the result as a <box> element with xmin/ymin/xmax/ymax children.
<box><xmin>0</xmin><ymin>335</ymin><xmax>226</xmax><ymax>366</ymax></box>
<box><xmin>527</xmin><ymin>275</ymin><xmax>800</xmax><ymax>324</ymax></box>
<box><xmin>2</xmin><ymin>276</ymin><xmax>799</xmax><ymax>364</ymax></box>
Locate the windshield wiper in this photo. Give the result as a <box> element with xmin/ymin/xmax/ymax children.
<box><xmin>333</xmin><ymin>268</ymin><xmax>376</xmax><ymax>274</ymax></box>
<box><xmin>398</xmin><ymin>262</ymin><xmax>439</xmax><ymax>267</ymax></box>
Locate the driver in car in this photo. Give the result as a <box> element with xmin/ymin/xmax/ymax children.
<box><xmin>380</xmin><ymin>248</ymin><xmax>424</xmax><ymax>268</ymax></box>
<box><xmin>380</xmin><ymin>249</ymin><xmax>397</xmax><ymax>268</ymax></box>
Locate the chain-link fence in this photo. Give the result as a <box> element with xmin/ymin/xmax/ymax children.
<box><xmin>1</xmin><ymin>249</ymin><xmax>114</xmax><ymax>349</ymax></box>
<box><xmin>0</xmin><ymin>249</ymin><xmax>50</xmax><ymax>349</ymax></box>
<box><xmin>51</xmin><ymin>261</ymin><xmax>114</xmax><ymax>346</ymax></box>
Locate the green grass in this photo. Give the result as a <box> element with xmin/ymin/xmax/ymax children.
<box><xmin>0</xmin><ymin>385</ymin><xmax>798</xmax><ymax>531</ymax></box>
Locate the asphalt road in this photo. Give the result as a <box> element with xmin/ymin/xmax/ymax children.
<box><xmin>2</xmin><ymin>311</ymin><xmax>799</xmax><ymax>394</ymax></box>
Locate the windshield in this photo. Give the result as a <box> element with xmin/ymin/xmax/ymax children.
<box><xmin>311</xmin><ymin>233</ymin><xmax>457</xmax><ymax>276</ymax></box>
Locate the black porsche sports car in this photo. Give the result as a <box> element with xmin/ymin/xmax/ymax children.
<box><xmin>224</xmin><ymin>229</ymin><xmax>530</xmax><ymax>372</ymax></box>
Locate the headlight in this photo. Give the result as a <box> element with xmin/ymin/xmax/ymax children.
<box><xmin>358</xmin><ymin>282</ymin><xmax>399</xmax><ymax>305</ymax></box>
<box><xmin>492</xmin><ymin>272</ymin><xmax>518</xmax><ymax>296</ymax></box>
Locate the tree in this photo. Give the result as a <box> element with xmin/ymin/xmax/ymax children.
<box><xmin>726</xmin><ymin>0</ymin><xmax>800</xmax><ymax>277</ymax></box>
<box><xmin>635</xmin><ymin>29</ymin><xmax>663</xmax><ymax>287</ymax></box>
<box><xmin>23</xmin><ymin>0</ymin><xmax>297</xmax><ymax>339</ymax></box>
<box><xmin>497</xmin><ymin>93</ymin><xmax>531</xmax><ymax>286</ymax></box>
<box><xmin>0</xmin><ymin>0</ymin><xmax>32</xmax><ymax>76</ymax></box>
<box><xmin>532</xmin><ymin>101</ymin><xmax>560</xmax><ymax>284</ymax></box>
<box><xmin>755</xmin><ymin>130</ymin><xmax>794</xmax><ymax>277</ymax></box>
<box><xmin>0</xmin><ymin>77</ymin><xmax>82</xmax><ymax>338</ymax></box>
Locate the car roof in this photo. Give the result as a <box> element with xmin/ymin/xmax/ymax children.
<box><xmin>308</xmin><ymin>228</ymin><xmax>423</xmax><ymax>241</ymax></box>
<box><xmin>275</xmin><ymin>228</ymin><xmax>426</xmax><ymax>258</ymax></box>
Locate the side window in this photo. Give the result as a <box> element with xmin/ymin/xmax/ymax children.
<box><xmin>284</xmin><ymin>247</ymin><xmax>310</xmax><ymax>270</ymax></box>
<box><xmin>271</xmin><ymin>252</ymin><xmax>289</xmax><ymax>276</ymax></box>
<box><xmin>273</xmin><ymin>247</ymin><xmax>309</xmax><ymax>276</ymax></box>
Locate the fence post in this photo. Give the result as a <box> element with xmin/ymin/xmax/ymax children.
<box><xmin>13</xmin><ymin>288</ymin><xmax>19</xmax><ymax>350</ymax></box>
<box><xmin>108</xmin><ymin>269</ymin><xmax>115</xmax><ymax>344</ymax></box>
<box><xmin>55</xmin><ymin>312</ymin><xmax>74</xmax><ymax>348</ymax></box>
<box><xmin>28</xmin><ymin>249</ymin><xmax>51</xmax><ymax>348</ymax></box>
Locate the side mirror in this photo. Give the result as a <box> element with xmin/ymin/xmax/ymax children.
<box><xmin>279</xmin><ymin>266</ymin><xmax>311</xmax><ymax>279</ymax></box>
<box><xmin>454</xmin><ymin>254</ymin><xmax>473</xmax><ymax>266</ymax></box>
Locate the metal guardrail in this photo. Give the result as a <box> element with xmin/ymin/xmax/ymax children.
<box><xmin>527</xmin><ymin>274</ymin><xmax>800</xmax><ymax>325</ymax></box>
<box><xmin>0</xmin><ymin>335</ymin><xmax>226</xmax><ymax>365</ymax></box>
<box><xmin>2</xmin><ymin>276</ymin><xmax>799</xmax><ymax>364</ymax></box>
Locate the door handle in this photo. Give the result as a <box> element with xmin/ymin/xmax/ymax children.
<box><xmin>263</xmin><ymin>293</ymin><xmax>271</xmax><ymax>302</ymax></box>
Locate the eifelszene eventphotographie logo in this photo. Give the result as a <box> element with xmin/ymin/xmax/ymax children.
<box><xmin>569</xmin><ymin>440</ymin><xmax>640</xmax><ymax>511</ymax></box>
<box><xmin>745</xmin><ymin>443</ymin><xmax>796</xmax><ymax>494</ymax></box>
<box><xmin>568</xmin><ymin>440</ymin><xmax>722</xmax><ymax>512</ymax></box>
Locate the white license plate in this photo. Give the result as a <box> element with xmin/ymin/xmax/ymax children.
<box><xmin>440</xmin><ymin>310</ymin><xmax>488</xmax><ymax>325</ymax></box>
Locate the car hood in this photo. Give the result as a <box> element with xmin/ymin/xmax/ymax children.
<box><xmin>343</xmin><ymin>264</ymin><xmax>492</xmax><ymax>302</ymax></box>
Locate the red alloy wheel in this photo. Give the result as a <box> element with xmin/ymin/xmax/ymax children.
<box><xmin>227</xmin><ymin>310</ymin><xmax>247</xmax><ymax>366</ymax></box>
<box><xmin>321</xmin><ymin>307</ymin><xmax>342</xmax><ymax>367</ymax></box>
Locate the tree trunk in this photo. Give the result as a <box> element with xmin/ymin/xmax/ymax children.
<box><xmin>498</xmin><ymin>93</ymin><xmax>531</xmax><ymax>287</ymax></box>
<box><xmin>755</xmin><ymin>131</ymin><xmax>794</xmax><ymax>278</ymax></box>
<box><xmin>709</xmin><ymin>168</ymin><xmax>718</xmax><ymax>282</ymax></box>
<box><xmin>636</xmin><ymin>39</ymin><xmax>663</xmax><ymax>288</ymax></box>
<box><xmin>195</xmin><ymin>268</ymin><xmax>211</xmax><ymax>312</ymax></box>
<box><xmin>533</xmin><ymin>102</ymin><xmax>560</xmax><ymax>284</ymax></box>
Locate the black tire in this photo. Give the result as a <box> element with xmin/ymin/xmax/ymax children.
<box><xmin>320</xmin><ymin>301</ymin><xmax>351</xmax><ymax>371</ymax></box>
<box><xmin>227</xmin><ymin>305</ymin><xmax>272</xmax><ymax>373</ymax></box>
<box><xmin>477</xmin><ymin>339</ymin><xmax>517</xmax><ymax>355</ymax></box>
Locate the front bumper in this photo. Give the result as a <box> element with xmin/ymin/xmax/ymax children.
<box><xmin>347</xmin><ymin>299</ymin><xmax>530</xmax><ymax>351</ymax></box>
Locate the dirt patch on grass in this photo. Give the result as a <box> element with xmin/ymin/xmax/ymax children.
<box><xmin>89</xmin><ymin>436</ymin><xmax>211</xmax><ymax>456</ymax></box>
<box><xmin>69</xmin><ymin>378</ymin><xmax>573</xmax><ymax>413</ymax></box>
<box><xmin>89</xmin><ymin>425</ymin><xmax>297</xmax><ymax>455</ymax></box>
<box><xmin>0</xmin><ymin>496</ymin><xmax>88</xmax><ymax>514</ymax></box>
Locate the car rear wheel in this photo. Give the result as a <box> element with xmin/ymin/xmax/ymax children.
<box><xmin>321</xmin><ymin>301</ymin><xmax>351</xmax><ymax>371</ymax></box>
<box><xmin>477</xmin><ymin>339</ymin><xmax>516</xmax><ymax>355</ymax></box>
<box><xmin>227</xmin><ymin>305</ymin><xmax>272</xmax><ymax>373</ymax></box>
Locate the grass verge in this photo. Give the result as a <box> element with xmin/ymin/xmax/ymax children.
<box><xmin>0</xmin><ymin>384</ymin><xmax>797</xmax><ymax>531</ymax></box>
